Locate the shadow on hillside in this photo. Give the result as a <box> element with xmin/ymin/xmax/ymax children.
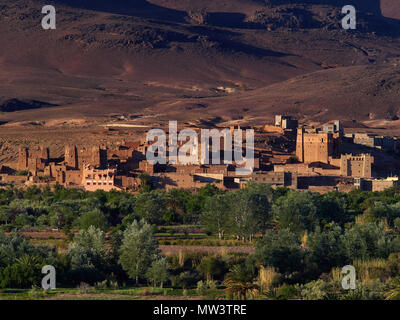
<box><xmin>53</xmin><ymin>0</ymin><xmax>187</xmax><ymax>22</ymax></box>
<box><xmin>266</xmin><ymin>0</ymin><xmax>382</xmax><ymax>15</ymax></box>
<box><xmin>206</xmin><ymin>12</ymin><xmax>248</xmax><ymax>28</ymax></box>
<box><xmin>52</xmin><ymin>0</ymin><xmax>400</xmax><ymax>36</ymax></box>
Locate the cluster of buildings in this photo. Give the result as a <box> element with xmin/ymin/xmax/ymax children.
<box><xmin>1</xmin><ymin>115</ymin><xmax>400</xmax><ymax>194</ymax></box>
<box><xmin>274</xmin><ymin>116</ymin><xmax>400</xmax><ymax>192</ymax></box>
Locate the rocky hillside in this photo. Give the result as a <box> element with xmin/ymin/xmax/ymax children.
<box><xmin>0</xmin><ymin>0</ymin><xmax>399</xmax><ymax>125</ymax></box>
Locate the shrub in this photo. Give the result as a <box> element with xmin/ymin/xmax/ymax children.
<box><xmin>197</xmin><ymin>256</ymin><xmax>227</xmax><ymax>281</ymax></box>
<box><xmin>0</xmin><ymin>261</ymin><xmax>42</xmax><ymax>289</ymax></box>
<box><xmin>388</xmin><ymin>252</ymin><xmax>400</xmax><ymax>277</ymax></box>
<box><xmin>299</xmin><ymin>279</ymin><xmax>341</xmax><ymax>300</ymax></box>
<box><xmin>94</xmin><ymin>280</ymin><xmax>108</xmax><ymax>290</ymax></box>
<box><xmin>67</xmin><ymin>267</ymin><xmax>106</xmax><ymax>285</ymax></box>
<box><xmin>15</xmin><ymin>214</ymin><xmax>36</xmax><ymax>228</ymax></box>
<box><xmin>259</xmin><ymin>266</ymin><xmax>280</xmax><ymax>291</ymax></box>
<box><xmin>196</xmin><ymin>279</ymin><xmax>218</xmax><ymax>296</ymax></box>
<box><xmin>77</xmin><ymin>282</ymin><xmax>92</xmax><ymax>294</ymax></box>
<box><xmin>341</xmin><ymin>279</ymin><xmax>387</xmax><ymax>300</ymax></box>
<box><xmin>176</xmin><ymin>270</ymin><xmax>202</xmax><ymax>289</ymax></box>
<box><xmin>207</xmin><ymin>280</ymin><xmax>217</xmax><ymax>290</ymax></box>
<box><xmin>354</xmin><ymin>259</ymin><xmax>391</xmax><ymax>283</ymax></box>
<box><xmin>276</xmin><ymin>284</ymin><xmax>299</xmax><ymax>300</ymax></box>
<box><xmin>109</xmin><ymin>280</ymin><xmax>119</xmax><ymax>290</ymax></box>
<box><xmin>196</xmin><ymin>280</ymin><xmax>208</xmax><ymax>296</ymax></box>
<box><xmin>28</xmin><ymin>285</ymin><xmax>47</xmax><ymax>299</ymax></box>
<box><xmin>13</xmin><ymin>170</ymin><xmax>29</xmax><ymax>176</ymax></box>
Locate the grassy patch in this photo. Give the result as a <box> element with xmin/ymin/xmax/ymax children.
<box><xmin>0</xmin><ymin>286</ymin><xmax>207</xmax><ymax>300</ymax></box>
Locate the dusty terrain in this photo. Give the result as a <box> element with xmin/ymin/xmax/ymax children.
<box><xmin>0</xmin><ymin>0</ymin><xmax>400</xmax><ymax>161</ymax></box>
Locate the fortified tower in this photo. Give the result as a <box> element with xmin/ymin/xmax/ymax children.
<box><xmin>296</xmin><ymin>127</ymin><xmax>304</xmax><ymax>163</ymax></box>
<box><xmin>65</xmin><ymin>146</ymin><xmax>78</xmax><ymax>169</ymax></box>
<box><xmin>18</xmin><ymin>147</ymin><xmax>29</xmax><ymax>171</ymax></box>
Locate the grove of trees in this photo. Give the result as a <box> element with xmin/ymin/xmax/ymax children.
<box><xmin>1</xmin><ymin>183</ymin><xmax>400</xmax><ymax>299</ymax></box>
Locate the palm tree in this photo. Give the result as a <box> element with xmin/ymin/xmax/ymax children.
<box><xmin>138</xmin><ymin>173</ymin><xmax>152</xmax><ymax>192</ymax></box>
<box><xmin>224</xmin><ymin>265</ymin><xmax>259</xmax><ymax>300</ymax></box>
<box><xmin>16</xmin><ymin>255</ymin><xmax>43</xmax><ymax>267</ymax></box>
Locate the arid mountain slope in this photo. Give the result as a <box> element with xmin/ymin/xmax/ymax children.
<box><xmin>0</xmin><ymin>0</ymin><xmax>399</xmax><ymax>126</ymax></box>
<box><xmin>193</xmin><ymin>63</ymin><xmax>400</xmax><ymax>123</ymax></box>
<box><xmin>381</xmin><ymin>0</ymin><xmax>400</xmax><ymax>19</ymax></box>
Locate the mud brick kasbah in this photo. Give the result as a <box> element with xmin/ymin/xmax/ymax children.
<box><xmin>1</xmin><ymin>116</ymin><xmax>400</xmax><ymax>194</ymax></box>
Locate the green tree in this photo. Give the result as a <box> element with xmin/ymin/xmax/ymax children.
<box><xmin>104</xmin><ymin>191</ymin><xmax>135</xmax><ymax>225</ymax></box>
<box><xmin>0</xmin><ymin>206</ymin><xmax>14</xmax><ymax>225</ymax></box>
<box><xmin>119</xmin><ymin>220</ymin><xmax>160</xmax><ymax>284</ymax></box>
<box><xmin>14</xmin><ymin>214</ymin><xmax>36</xmax><ymax>228</ymax></box>
<box><xmin>68</xmin><ymin>226</ymin><xmax>108</xmax><ymax>270</ymax></box>
<box><xmin>317</xmin><ymin>192</ymin><xmax>348</xmax><ymax>226</ymax></box>
<box><xmin>365</xmin><ymin>202</ymin><xmax>400</xmax><ymax>228</ymax></box>
<box><xmin>166</xmin><ymin>188</ymin><xmax>192</xmax><ymax>223</ymax></box>
<box><xmin>48</xmin><ymin>203</ymin><xmax>75</xmax><ymax>229</ymax></box>
<box><xmin>134</xmin><ymin>191</ymin><xmax>167</xmax><ymax>225</ymax></box>
<box><xmin>0</xmin><ymin>231</ymin><xmax>41</xmax><ymax>268</ymax></box>
<box><xmin>255</xmin><ymin>229</ymin><xmax>304</xmax><ymax>276</ymax></box>
<box><xmin>224</xmin><ymin>264</ymin><xmax>258</xmax><ymax>300</ymax></box>
<box><xmin>273</xmin><ymin>191</ymin><xmax>318</xmax><ymax>235</ymax></box>
<box><xmin>308</xmin><ymin>224</ymin><xmax>346</xmax><ymax>272</ymax></box>
<box><xmin>145</xmin><ymin>258</ymin><xmax>168</xmax><ymax>288</ymax></box>
<box><xmin>229</xmin><ymin>183</ymin><xmax>272</xmax><ymax>241</ymax></box>
<box><xmin>185</xmin><ymin>184</ymin><xmax>221</xmax><ymax>221</ymax></box>
<box><xmin>201</xmin><ymin>194</ymin><xmax>231</xmax><ymax>239</ymax></box>
<box><xmin>77</xmin><ymin>209</ymin><xmax>108</xmax><ymax>231</ymax></box>
<box><xmin>197</xmin><ymin>256</ymin><xmax>227</xmax><ymax>281</ymax></box>
<box><xmin>0</xmin><ymin>256</ymin><xmax>43</xmax><ymax>289</ymax></box>
<box><xmin>341</xmin><ymin>223</ymin><xmax>400</xmax><ymax>260</ymax></box>
<box><xmin>138</xmin><ymin>173</ymin><xmax>152</xmax><ymax>192</ymax></box>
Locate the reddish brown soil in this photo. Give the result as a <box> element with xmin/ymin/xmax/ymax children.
<box><xmin>160</xmin><ymin>245</ymin><xmax>255</xmax><ymax>255</ymax></box>
<box><xmin>0</xmin><ymin>0</ymin><xmax>399</xmax><ymax>127</ymax></box>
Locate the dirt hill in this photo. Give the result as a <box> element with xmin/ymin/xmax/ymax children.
<box><xmin>381</xmin><ymin>0</ymin><xmax>400</xmax><ymax>19</ymax></box>
<box><xmin>0</xmin><ymin>0</ymin><xmax>399</xmax><ymax>127</ymax></box>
